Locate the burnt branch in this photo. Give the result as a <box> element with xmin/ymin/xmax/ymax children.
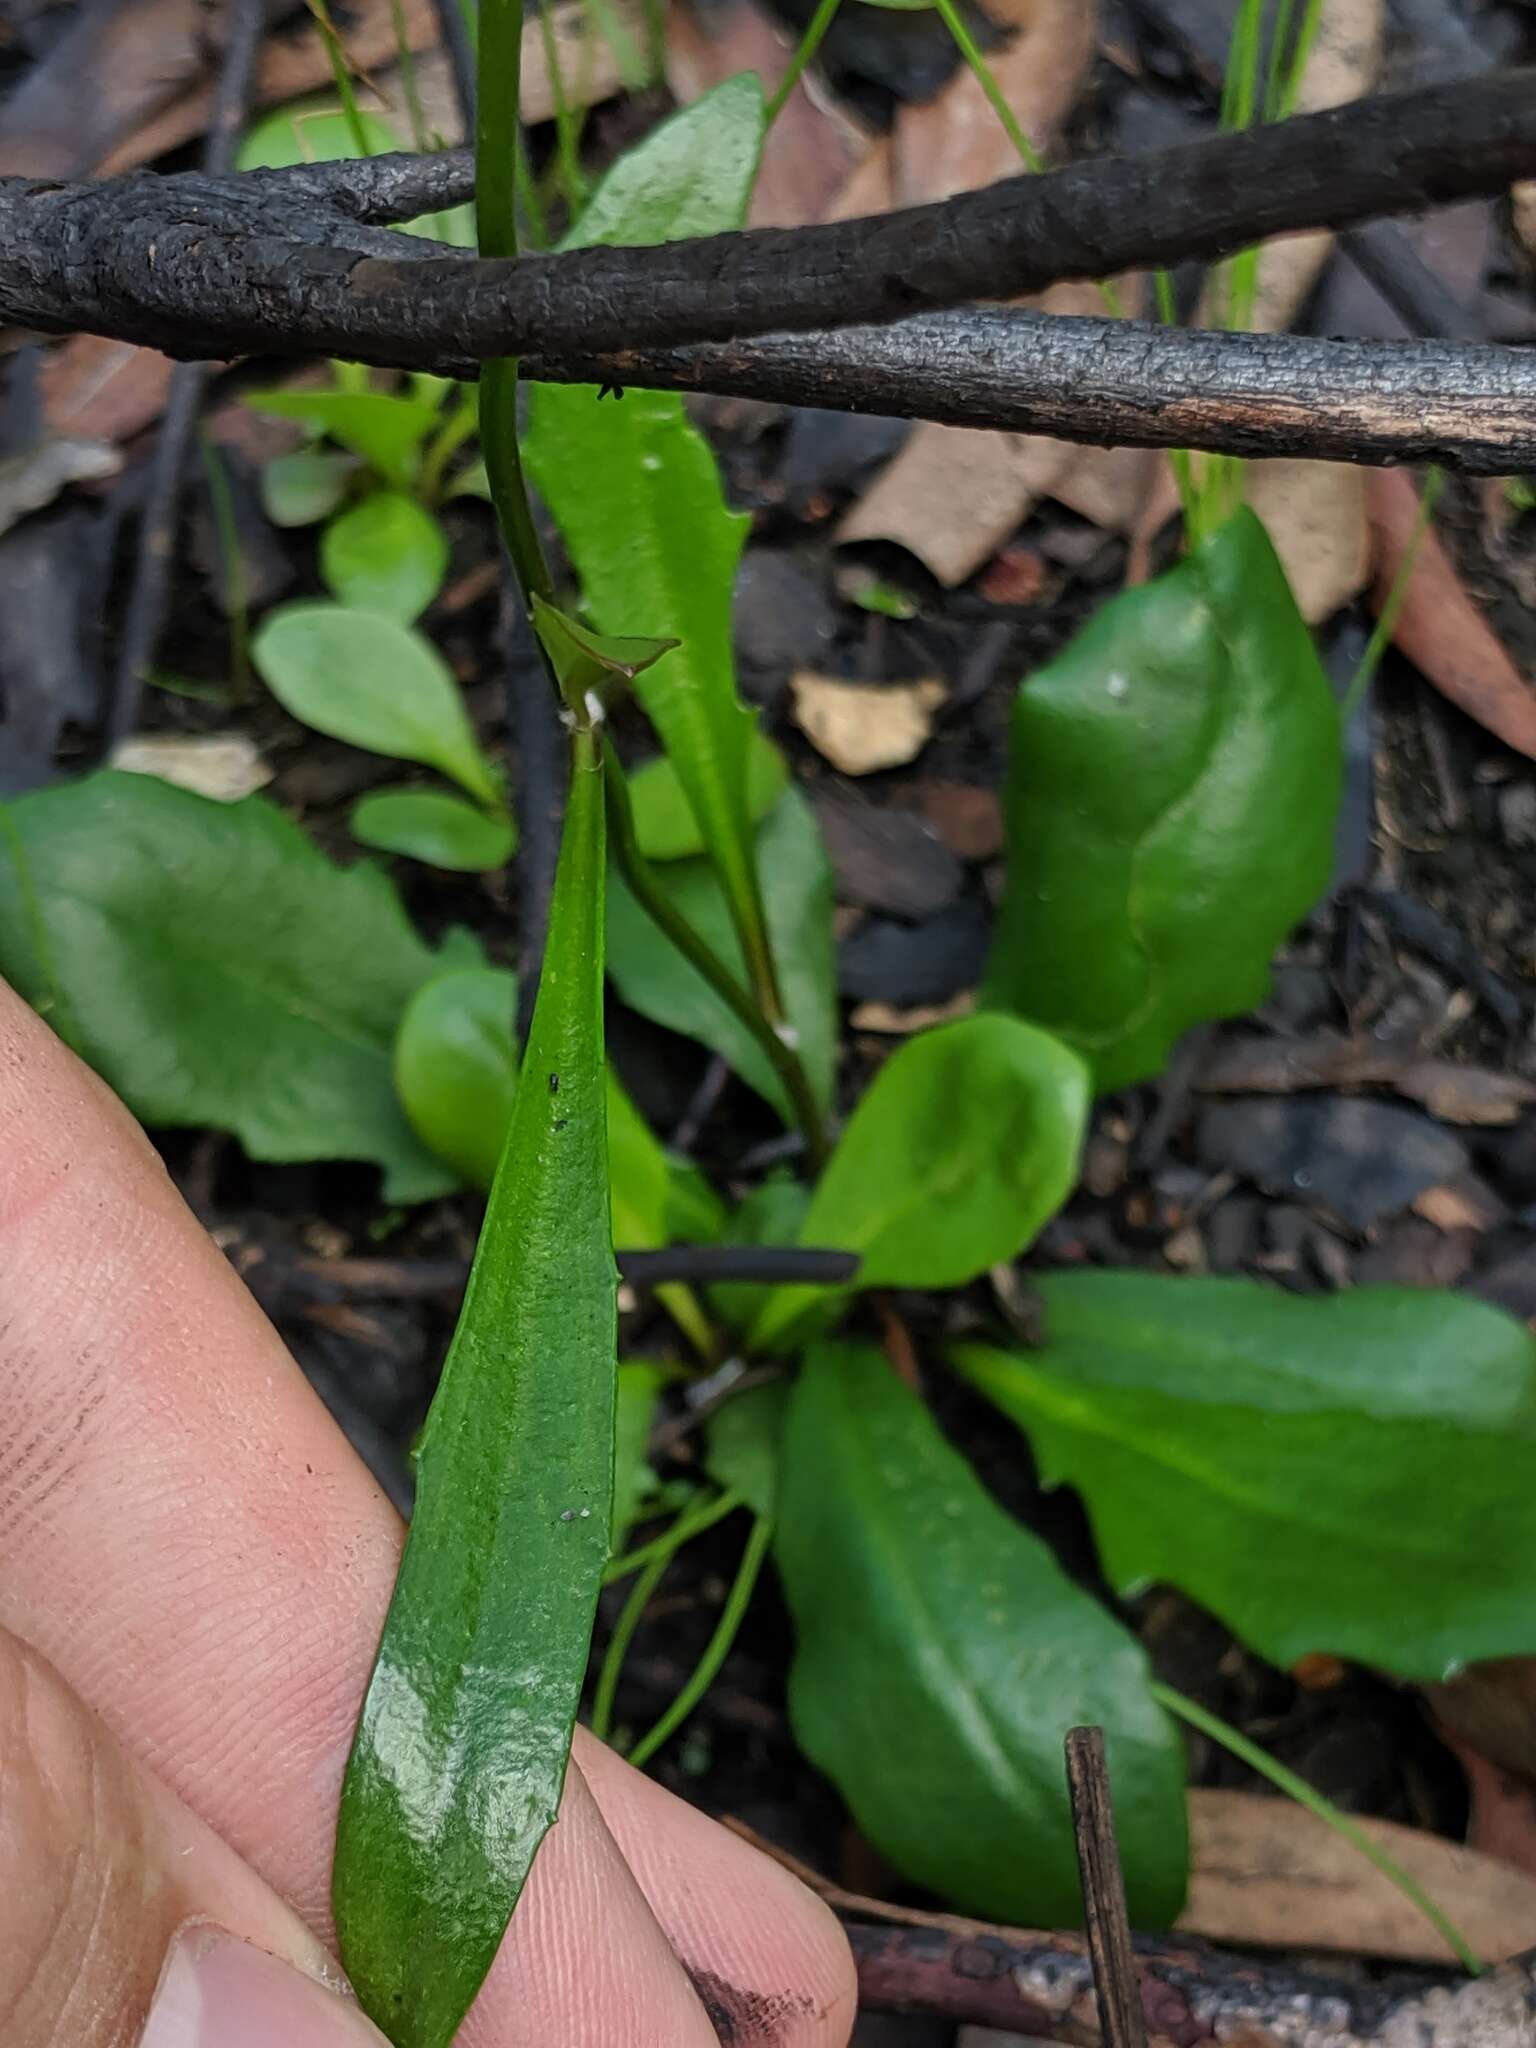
<box><xmin>1</xmin><ymin>71</ymin><xmax>1533</xmax><ymax>367</ymax></box>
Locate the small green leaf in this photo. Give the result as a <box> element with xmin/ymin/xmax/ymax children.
<box><xmin>529</xmin><ymin>594</ymin><xmax>677</xmax><ymax>714</ymax></box>
<box><xmin>238</xmin><ymin>100</ymin><xmax>400</xmax><ymax>169</ymax></box>
<box><xmin>628</xmin><ymin>731</ymin><xmax>788</xmax><ymax>862</ymax></box>
<box><xmin>260</xmin><ymin>449</ymin><xmax>358</xmax><ymax>528</ymax></box>
<box><xmin>606</xmin><ymin>1067</ymin><xmax>726</xmax><ymax>1250</ymax></box>
<box><xmin>616</xmin><ymin>1360</ymin><xmax>671</xmax><ymax>1550</ymax></box>
<box><xmin>244</xmin><ymin>388</ymin><xmax>443</xmax><ymax>491</ymax></box>
<box><xmin>777</xmin><ymin>1342</ymin><xmax>1188</xmax><ymax>1925</ymax></box>
<box><xmin>321</xmin><ymin>491</ymin><xmax>450</xmax><ymax>623</ymax></box>
<box><xmin>253</xmin><ymin>603</ymin><xmax>500</xmax><ymax>807</ymax></box>
<box><xmin>951</xmin><ymin>1273</ymin><xmax>1536</xmax><ymax>1682</ymax></box>
<box><xmin>982</xmin><ymin>507</ymin><xmax>1342</xmax><ymax>1091</ymax></box>
<box><xmin>0</xmin><ymin>772</ymin><xmax>467</xmax><ymax>1199</ymax></box>
<box><xmin>524</xmin><ymin>79</ymin><xmax>776</xmax><ymax>1009</ymax></box>
<box><xmin>606</xmin><ymin>788</ymin><xmax>837</xmax><ymax>1123</ymax></box>
<box><xmin>395</xmin><ymin>967</ymin><xmax>519</xmax><ymax>1188</ymax></box>
<box><xmin>749</xmin><ymin>1013</ymin><xmax>1088</xmax><ymax>1353</ymax></box>
<box><xmin>353</xmin><ymin>788</ymin><xmax>516</xmax><ymax>871</ymax></box>
<box><xmin>336</xmin><ymin>732</ymin><xmax>615</xmax><ymax>2048</ymax></box>
<box><xmin>706</xmin><ymin>1380</ymin><xmax>787</xmax><ymax>1518</ymax></box>
<box><xmin>707</xmin><ymin>1172</ymin><xmax>810</xmax><ymax>1336</ymax></box>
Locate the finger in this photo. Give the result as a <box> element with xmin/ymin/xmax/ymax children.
<box><xmin>0</xmin><ymin>983</ymin><xmax>854</xmax><ymax>2043</ymax></box>
<box><xmin>0</xmin><ymin>1621</ymin><xmax>389</xmax><ymax>2048</ymax></box>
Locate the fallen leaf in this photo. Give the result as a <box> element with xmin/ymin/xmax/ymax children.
<box><xmin>1514</xmin><ymin>182</ymin><xmax>1536</xmax><ymax>265</ymax></box>
<box><xmin>919</xmin><ymin>781</ymin><xmax>1004</xmax><ymax>862</ymax></box>
<box><xmin>1367</xmin><ymin>468</ymin><xmax>1536</xmax><ymax>761</ymax></box>
<box><xmin>791</xmin><ymin>672</ymin><xmax>945</xmax><ymax>775</ymax></box>
<box><xmin>0</xmin><ymin>0</ymin><xmax>213</xmax><ymax>177</ymax></box>
<box><xmin>1431</xmin><ymin>1662</ymin><xmax>1536</xmax><ymax>1788</ymax></box>
<box><xmin>0</xmin><ymin>436</ymin><xmax>119</xmax><ymax>538</ymax></box>
<box><xmin>849</xmin><ymin>992</ymin><xmax>977</xmax><ymax>1034</ymax></box>
<box><xmin>40</xmin><ymin>335</ymin><xmax>182</xmax><ymax>446</ymax></box>
<box><xmin>1411</xmin><ymin>1169</ymin><xmax>1507</xmax><ymax>1236</ymax></box>
<box><xmin>112</xmin><ymin>734</ymin><xmax>271</xmax><ymax>802</ymax></box>
<box><xmin>1180</xmin><ymin>1787</ymin><xmax>1536</xmax><ymax>1966</ymax></box>
<box><xmin>1244</xmin><ymin>459</ymin><xmax>1370</xmax><ymax>624</ymax></box>
<box><xmin>1197</xmin><ymin>1031</ymin><xmax>1536</xmax><ymax>1126</ymax></box>
<box><xmin>1434</xmin><ymin>1706</ymin><xmax>1536</xmax><ymax>1881</ymax></box>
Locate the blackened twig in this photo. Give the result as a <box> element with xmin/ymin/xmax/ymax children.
<box><xmin>107</xmin><ymin>0</ymin><xmax>266</xmax><ymax>743</ymax></box>
<box><xmin>1065</xmin><ymin>1727</ymin><xmax>1148</xmax><ymax>2048</ymax></box>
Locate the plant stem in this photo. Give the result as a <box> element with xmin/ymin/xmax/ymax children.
<box><xmin>626</xmin><ymin>1512</ymin><xmax>773</xmax><ymax>1769</ymax></box>
<box><xmin>306</xmin><ymin>0</ymin><xmax>374</xmax><ymax>158</ymax></box>
<box><xmin>604</xmin><ymin>1487</ymin><xmax>742</xmax><ymax>1587</ymax></box>
<box><xmin>199</xmin><ymin>435</ymin><xmax>250</xmax><ymax>701</ymax></box>
<box><xmin>538</xmin><ymin>0</ymin><xmax>587</xmax><ymax>214</ymax></box>
<box><xmin>592</xmin><ymin>1545</ymin><xmax>671</xmax><ymax>1742</ymax></box>
<box><xmin>388</xmin><ymin>0</ymin><xmax>430</xmax><ymax>152</ymax></box>
<box><xmin>418</xmin><ymin>392</ymin><xmax>480</xmax><ymax>504</ymax></box>
<box><xmin>603</xmin><ymin>752</ymin><xmax>829</xmax><ymax>1169</ymax></box>
<box><xmin>1344</xmin><ymin>466</ymin><xmax>1444</xmax><ymax>724</ymax></box>
<box><xmin>1152</xmin><ymin>1683</ymin><xmax>1483</xmax><ymax>1976</ymax></box>
<box><xmin>766</xmin><ymin>0</ymin><xmax>843</xmax><ymax>125</ymax></box>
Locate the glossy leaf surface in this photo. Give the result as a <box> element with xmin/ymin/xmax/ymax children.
<box><xmin>253</xmin><ymin>603</ymin><xmax>500</xmax><ymax>807</ymax></box>
<box><xmin>0</xmin><ymin>772</ymin><xmax>465</xmax><ymax>1199</ymax></box>
<box><xmin>749</xmin><ymin>1013</ymin><xmax>1089</xmax><ymax>1352</ymax></box>
<box><xmin>335</xmin><ymin>736</ymin><xmax>615</xmax><ymax>2048</ymax></box>
<box><xmin>952</xmin><ymin>1273</ymin><xmax>1536</xmax><ymax>1681</ymax></box>
<box><xmin>606</xmin><ymin>789</ymin><xmax>837</xmax><ymax>1123</ymax></box>
<box><xmin>777</xmin><ymin>1342</ymin><xmax>1188</xmax><ymax>1925</ymax></box>
<box><xmin>529</xmin><ymin>594</ymin><xmax>677</xmax><ymax>711</ymax></box>
<box><xmin>524</xmin><ymin>80</ymin><xmax>773</xmax><ymax>992</ymax></box>
<box><xmin>628</xmin><ymin>730</ymin><xmax>788</xmax><ymax>862</ymax></box>
<box><xmin>352</xmin><ymin>787</ymin><xmax>516</xmax><ymax>871</ymax></box>
<box><xmin>395</xmin><ymin>967</ymin><xmax>519</xmax><ymax>1188</ymax></box>
<box><xmin>983</xmin><ymin>509</ymin><xmax>1341</xmax><ymax>1091</ymax></box>
<box><xmin>321</xmin><ymin>491</ymin><xmax>450</xmax><ymax>623</ymax></box>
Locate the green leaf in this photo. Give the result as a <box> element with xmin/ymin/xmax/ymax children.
<box><xmin>335</xmin><ymin>731</ymin><xmax>615</xmax><ymax>2048</ymax></box>
<box><xmin>0</xmin><ymin>771</ymin><xmax>466</xmax><ymax>1200</ymax></box>
<box><xmin>628</xmin><ymin>730</ymin><xmax>788</xmax><ymax>861</ymax></box>
<box><xmin>321</xmin><ymin>491</ymin><xmax>450</xmax><ymax>623</ymax></box>
<box><xmin>244</xmin><ymin>387</ymin><xmax>443</xmax><ymax>491</ymax></box>
<box><xmin>524</xmin><ymin>79</ymin><xmax>775</xmax><ymax>1005</ymax></box>
<box><xmin>606</xmin><ymin>1067</ymin><xmax>726</xmax><ymax>1250</ymax></box>
<box><xmin>253</xmin><ymin>603</ymin><xmax>500</xmax><ymax>807</ymax></box>
<box><xmin>238</xmin><ymin>100</ymin><xmax>400</xmax><ymax>169</ymax></box>
<box><xmin>260</xmin><ymin>448</ymin><xmax>358</xmax><ymax>528</ymax></box>
<box><xmin>706</xmin><ymin>1379</ymin><xmax>787</xmax><ymax>1518</ymax></box>
<box><xmin>749</xmin><ymin>1013</ymin><xmax>1089</xmax><ymax>1353</ymax></box>
<box><xmin>529</xmin><ymin>593</ymin><xmax>677</xmax><ymax>714</ymax></box>
<box><xmin>951</xmin><ymin>1273</ymin><xmax>1536</xmax><ymax>1682</ymax></box>
<box><xmin>982</xmin><ymin>508</ymin><xmax>1342</xmax><ymax>1091</ymax></box>
<box><xmin>353</xmin><ymin>788</ymin><xmax>516</xmax><ymax>871</ymax></box>
<box><xmin>616</xmin><ymin>1360</ymin><xmax>671</xmax><ymax>1550</ymax></box>
<box><xmin>777</xmin><ymin>1342</ymin><xmax>1188</xmax><ymax>1925</ymax></box>
<box><xmin>606</xmin><ymin>788</ymin><xmax>836</xmax><ymax>1123</ymax></box>
<box><xmin>396</xmin><ymin>967</ymin><xmax>519</xmax><ymax>1188</ymax></box>
<box><xmin>707</xmin><ymin>1171</ymin><xmax>810</xmax><ymax>1335</ymax></box>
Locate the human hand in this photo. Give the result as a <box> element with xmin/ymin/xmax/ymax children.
<box><xmin>0</xmin><ymin>977</ymin><xmax>855</xmax><ymax>2047</ymax></box>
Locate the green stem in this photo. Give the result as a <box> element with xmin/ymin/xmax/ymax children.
<box><xmin>388</xmin><ymin>0</ymin><xmax>430</xmax><ymax>151</ymax></box>
<box><xmin>200</xmin><ymin>435</ymin><xmax>250</xmax><ymax>702</ymax></box>
<box><xmin>538</xmin><ymin>0</ymin><xmax>587</xmax><ymax>212</ymax></box>
<box><xmin>306</xmin><ymin>0</ymin><xmax>373</xmax><ymax>157</ymax></box>
<box><xmin>604</xmin><ymin>1487</ymin><xmax>742</xmax><ymax>1586</ymax></box>
<box><xmin>766</xmin><ymin>0</ymin><xmax>843</xmax><ymax>124</ymax></box>
<box><xmin>1152</xmin><ymin>1683</ymin><xmax>1482</xmax><ymax>1976</ymax></box>
<box><xmin>592</xmin><ymin>1545</ymin><xmax>671</xmax><ymax>1742</ymax></box>
<box><xmin>1343</xmin><ymin>466</ymin><xmax>1444</xmax><ymax>725</ymax></box>
<box><xmin>418</xmin><ymin>393</ymin><xmax>480</xmax><ymax>505</ymax></box>
<box><xmin>603</xmin><ymin>753</ymin><xmax>829</xmax><ymax>1169</ymax></box>
<box><xmin>626</xmin><ymin>1513</ymin><xmax>773</xmax><ymax>1769</ymax></box>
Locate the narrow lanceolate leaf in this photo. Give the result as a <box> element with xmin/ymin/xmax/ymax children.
<box><xmin>748</xmin><ymin>1013</ymin><xmax>1088</xmax><ymax>1353</ymax></box>
<box><xmin>335</xmin><ymin>733</ymin><xmax>616</xmax><ymax>2048</ymax></box>
<box><xmin>951</xmin><ymin>1273</ymin><xmax>1536</xmax><ymax>1683</ymax></box>
<box><xmin>523</xmin><ymin>80</ymin><xmax>775</xmax><ymax>997</ymax></box>
<box><xmin>982</xmin><ymin>507</ymin><xmax>1342</xmax><ymax>1091</ymax></box>
<box><xmin>777</xmin><ymin>1343</ymin><xmax>1188</xmax><ymax>1927</ymax></box>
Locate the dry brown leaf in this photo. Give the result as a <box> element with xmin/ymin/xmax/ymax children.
<box><xmin>1434</xmin><ymin>1703</ymin><xmax>1536</xmax><ymax>1881</ymax></box>
<box><xmin>791</xmin><ymin>672</ymin><xmax>945</xmax><ymax>775</ymax></box>
<box><xmin>1368</xmin><ymin>468</ymin><xmax>1536</xmax><ymax>760</ymax></box>
<box><xmin>40</xmin><ymin>334</ymin><xmax>181</xmax><ymax>446</ymax></box>
<box><xmin>1180</xmin><ymin>1787</ymin><xmax>1536</xmax><ymax>1966</ymax></box>
<box><xmin>0</xmin><ymin>0</ymin><xmax>211</xmax><ymax>177</ymax></box>
<box><xmin>1514</xmin><ymin>182</ymin><xmax>1536</xmax><ymax>264</ymax></box>
<box><xmin>1198</xmin><ymin>1031</ymin><xmax>1536</xmax><ymax>1125</ymax></box>
<box><xmin>666</xmin><ymin>0</ymin><xmax>868</xmax><ymax>229</ymax></box>
<box><xmin>850</xmin><ymin>993</ymin><xmax>977</xmax><ymax>1034</ymax></box>
<box><xmin>1243</xmin><ymin>459</ymin><xmax>1370</xmax><ymax>624</ymax></box>
<box><xmin>112</xmin><ymin>735</ymin><xmax>271</xmax><ymax>802</ymax></box>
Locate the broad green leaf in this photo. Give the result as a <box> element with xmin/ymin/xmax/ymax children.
<box><xmin>616</xmin><ymin>1360</ymin><xmax>671</xmax><ymax>1549</ymax></box>
<box><xmin>607</xmin><ymin>1068</ymin><xmax>727</xmax><ymax>1249</ymax></box>
<box><xmin>524</xmin><ymin>80</ymin><xmax>775</xmax><ymax>1005</ymax></box>
<box><xmin>982</xmin><ymin>508</ymin><xmax>1341</xmax><ymax>1091</ymax></box>
<box><xmin>629</xmin><ymin>731</ymin><xmax>788</xmax><ymax>861</ymax></box>
<box><xmin>749</xmin><ymin>1014</ymin><xmax>1089</xmax><ymax>1353</ymax></box>
<box><xmin>260</xmin><ymin>448</ymin><xmax>357</xmax><ymax>528</ymax></box>
<box><xmin>707</xmin><ymin>1171</ymin><xmax>810</xmax><ymax>1335</ymax></box>
<box><xmin>529</xmin><ymin>594</ymin><xmax>677</xmax><ymax>712</ymax></box>
<box><xmin>396</xmin><ymin>967</ymin><xmax>519</xmax><ymax>1187</ymax></box>
<box><xmin>353</xmin><ymin>788</ymin><xmax>516</xmax><ymax>871</ymax></box>
<box><xmin>951</xmin><ymin>1274</ymin><xmax>1536</xmax><ymax>1683</ymax></box>
<box><xmin>706</xmin><ymin>1380</ymin><xmax>787</xmax><ymax>1518</ymax></box>
<box><xmin>321</xmin><ymin>491</ymin><xmax>450</xmax><ymax>623</ymax></box>
<box><xmin>777</xmin><ymin>1342</ymin><xmax>1188</xmax><ymax>1925</ymax></box>
<box><xmin>606</xmin><ymin>788</ymin><xmax>836</xmax><ymax>1124</ymax></box>
<box><xmin>238</xmin><ymin>100</ymin><xmax>399</xmax><ymax>169</ymax></box>
<box><xmin>244</xmin><ymin>388</ymin><xmax>443</xmax><ymax>491</ymax></box>
<box><xmin>0</xmin><ymin>771</ymin><xmax>466</xmax><ymax>1199</ymax></box>
<box><xmin>335</xmin><ymin>731</ymin><xmax>615</xmax><ymax>2048</ymax></box>
<box><xmin>253</xmin><ymin>603</ymin><xmax>500</xmax><ymax>807</ymax></box>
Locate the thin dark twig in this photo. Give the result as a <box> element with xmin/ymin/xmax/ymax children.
<box><xmin>432</xmin><ymin>0</ymin><xmax>478</xmax><ymax>128</ymax></box>
<box><xmin>107</xmin><ymin>0</ymin><xmax>265</xmax><ymax>744</ymax></box>
<box><xmin>1065</xmin><ymin>1727</ymin><xmax>1148</xmax><ymax>2048</ymax></box>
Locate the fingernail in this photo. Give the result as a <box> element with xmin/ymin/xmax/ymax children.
<box><xmin>142</xmin><ymin>1927</ymin><xmax>391</xmax><ymax>2048</ymax></box>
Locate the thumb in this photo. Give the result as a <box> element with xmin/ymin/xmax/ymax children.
<box><xmin>0</xmin><ymin>1623</ymin><xmax>386</xmax><ymax>2048</ymax></box>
